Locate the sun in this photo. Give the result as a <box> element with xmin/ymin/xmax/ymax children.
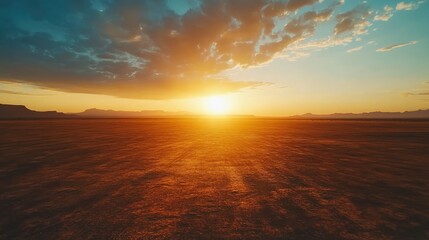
<box><xmin>205</xmin><ymin>95</ymin><xmax>229</xmax><ymax>115</ymax></box>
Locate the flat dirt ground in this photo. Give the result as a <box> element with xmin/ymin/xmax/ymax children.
<box><xmin>1</xmin><ymin>119</ymin><xmax>428</xmax><ymax>239</ymax></box>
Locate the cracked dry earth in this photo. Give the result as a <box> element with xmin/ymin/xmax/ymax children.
<box><xmin>1</xmin><ymin>119</ymin><xmax>428</xmax><ymax>239</ymax></box>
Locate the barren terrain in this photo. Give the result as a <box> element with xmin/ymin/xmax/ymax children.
<box><xmin>1</xmin><ymin>119</ymin><xmax>428</xmax><ymax>239</ymax></box>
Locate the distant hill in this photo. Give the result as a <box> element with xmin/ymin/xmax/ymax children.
<box><xmin>76</xmin><ymin>108</ymin><xmax>190</xmax><ymax>118</ymax></box>
<box><xmin>2</xmin><ymin>103</ymin><xmax>429</xmax><ymax>119</ymax></box>
<box><xmin>289</xmin><ymin>109</ymin><xmax>429</xmax><ymax>119</ymax></box>
<box><xmin>0</xmin><ymin>104</ymin><xmax>190</xmax><ymax>119</ymax></box>
<box><xmin>76</xmin><ymin>108</ymin><xmax>254</xmax><ymax>118</ymax></box>
<box><xmin>0</xmin><ymin>104</ymin><xmax>73</xmax><ymax>119</ymax></box>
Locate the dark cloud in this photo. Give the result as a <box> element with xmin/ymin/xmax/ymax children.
<box><xmin>285</xmin><ymin>0</ymin><xmax>320</xmax><ymax>12</ymax></box>
<box><xmin>0</xmin><ymin>0</ymin><xmax>354</xmax><ymax>99</ymax></box>
<box><xmin>403</xmin><ymin>81</ymin><xmax>429</xmax><ymax>99</ymax></box>
<box><xmin>334</xmin><ymin>4</ymin><xmax>372</xmax><ymax>36</ymax></box>
<box><xmin>403</xmin><ymin>91</ymin><xmax>429</xmax><ymax>100</ymax></box>
<box><xmin>413</xmin><ymin>92</ymin><xmax>429</xmax><ymax>95</ymax></box>
<box><xmin>403</xmin><ymin>89</ymin><xmax>429</xmax><ymax>96</ymax></box>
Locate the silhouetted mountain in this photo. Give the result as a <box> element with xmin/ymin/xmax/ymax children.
<box><xmin>76</xmin><ymin>108</ymin><xmax>190</xmax><ymax>118</ymax></box>
<box><xmin>77</xmin><ymin>108</ymin><xmax>255</xmax><ymax>118</ymax></box>
<box><xmin>0</xmin><ymin>104</ymin><xmax>73</xmax><ymax>119</ymax></box>
<box><xmin>289</xmin><ymin>109</ymin><xmax>429</xmax><ymax>119</ymax></box>
<box><xmin>2</xmin><ymin>104</ymin><xmax>429</xmax><ymax>119</ymax></box>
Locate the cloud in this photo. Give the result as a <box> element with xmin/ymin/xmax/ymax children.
<box><xmin>334</xmin><ymin>4</ymin><xmax>372</xmax><ymax>36</ymax></box>
<box><xmin>403</xmin><ymin>81</ymin><xmax>429</xmax><ymax>98</ymax></box>
<box><xmin>293</xmin><ymin>35</ymin><xmax>353</xmax><ymax>53</ymax></box>
<box><xmin>403</xmin><ymin>91</ymin><xmax>429</xmax><ymax>98</ymax></box>
<box><xmin>285</xmin><ymin>0</ymin><xmax>320</xmax><ymax>12</ymax></box>
<box><xmin>376</xmin><ymin>41</ymin><xmax>418</xmax><ymax>52</ymax></box>
<box><xmin>0</xmin><ymin>0</ymin><xmax>407</xmax><ymax>99</ymax></box>
<box><xmin>0</xmin><ymin>89</ymin><xmax>49</xmax><ymax>96</ymax></box>
<box><xmin>396</xmin><ymin>1</ymin><xmax>421</xmax><ymax>11</ymax></box>
<box><xmin>374</xmin><ymin>5</ymin><xmax>394</xmax><ymax>21</ymax></box>
<box><xmin>347</xmin><ymin>46</ymin><xmax>363</xmax><ymax>53</ymax></box>
<box><xmin>408</xmin><ymin>92</ymin><xmax>429</xmax><ymax>96</ymax></box>
<box><xmin>375</xmin><ymin>1</ymin><xmax>424</xmax><ymax>22</ymax></box>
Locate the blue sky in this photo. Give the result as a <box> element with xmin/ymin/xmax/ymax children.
<box><xmin>0</xmin><ymin>0</ymin><xmax>428</xmax><ymax>115</ymax></box>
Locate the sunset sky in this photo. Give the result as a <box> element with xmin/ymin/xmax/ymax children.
<box><xmin>0</xmin><ymin>0</ymin><xmax>428</xmax><ymax>116</ymax></box>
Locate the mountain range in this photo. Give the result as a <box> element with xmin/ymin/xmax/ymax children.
<box><xmin>0</xmin><ymin>104</ymin><xmax>73</xmax><ymax>119</ymax></box>
<box><xmin>288</xmin><ymin>110</ymin><xmax>429</xmax><ymax>119</ymax></box>
<box><xmin>0</xmin><ymin>104</ymin><xmax>190</xmax><ymax>119</ymax></box>
<box><xmin>78</xmin><ymin>108</ymin><xmax>190</xmax><ymax>118</ymax></box>
<box><xmin>1</xmin><ymin>103</ymin><xmax>429</xmax><ymax>119</ymax></box>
